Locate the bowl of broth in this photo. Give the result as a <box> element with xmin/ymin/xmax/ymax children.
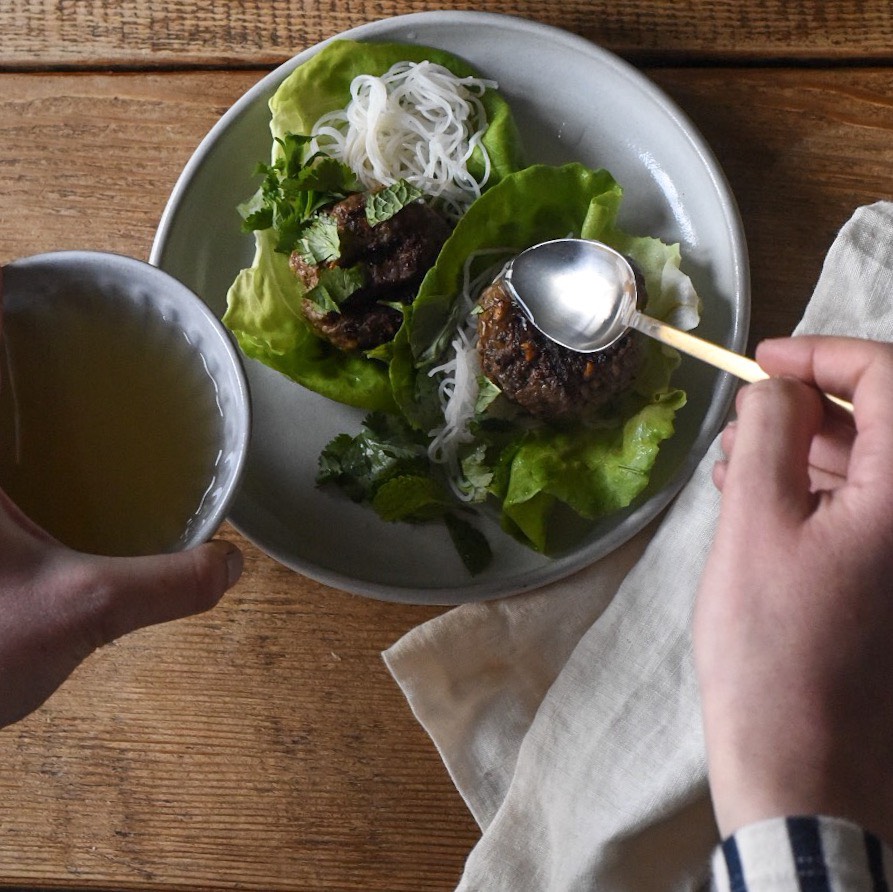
<box><xmin>0</xmin><ymin>251</ymin><xmax>250</xmax><ymax>556</ymax></box>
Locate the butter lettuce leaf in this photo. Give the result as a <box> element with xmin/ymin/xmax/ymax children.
<box><xmin>226</xmin><ymin>230</ymin><xmax>398</xmax><ymax>411</ymax></box>
<box><xmin>395</xmin><ymin>162</ymin><xmax>694</xmax><ymax>551</ymax></box>
<box><xmin>224</xmin><ymin>39</ymin><xmax>523</xmax><ymax>412</ymax></box>
<box><xmin>268</xmin><ymin>39</ymin><xmax>523</xmax><ymax>187</ymax></box>
<box><xmin>496</xmin><ymin>391</ymin><xmax>685</xmax><ymax>551</ymax></box>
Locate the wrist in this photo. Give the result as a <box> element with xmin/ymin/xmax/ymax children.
<box><xmin>707</xmin><ymin>742</ymin><xmax>893</xmax><ymax>844</ymax></box>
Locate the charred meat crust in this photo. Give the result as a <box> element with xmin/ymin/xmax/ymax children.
<box><xmin>291</xmin><ymin>192</ymin><xmax>451</xmax><ymax>352</ymax></box>
<box><xmin>476</xmin><ymin>279</ymin><xmax>645</xmax><ymax>419</ymax></box>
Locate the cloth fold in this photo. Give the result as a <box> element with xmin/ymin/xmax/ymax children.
<box><xmin>384</xmin><ymin>202</ymin><xmax>893</xmax><ymax>891</ymax></box>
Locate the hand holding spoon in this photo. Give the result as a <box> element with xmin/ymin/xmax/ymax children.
<box><xmin>499</xmin><ymin>238</ymin><xmax>854</xmax><ymax>415</ymax></box>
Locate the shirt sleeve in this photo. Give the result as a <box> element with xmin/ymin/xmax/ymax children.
<box><xmin>710</xmin><ymin>815</ymin><xmax>893</xmax><ymax>891</ymax></box>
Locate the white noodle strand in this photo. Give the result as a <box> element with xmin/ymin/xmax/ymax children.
<box><xmin>426</xmin><ymin>250</ymin><xmax>509</xmax><ymax>501</ymax></box>
<box><xmin>311</xmin><ymin>60</ymin><xmax>497</xmax><ymax>220</ymax></box>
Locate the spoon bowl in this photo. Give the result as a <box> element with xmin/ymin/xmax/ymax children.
<box><xmin>499</xmin><ymin>238</ymin><xmax>853</xmax><ymax>414</ymax></box>
<box><xmin>501</xmin><ymin>238</ymin><xmax>636</xmax><ymax>352</ymax></box>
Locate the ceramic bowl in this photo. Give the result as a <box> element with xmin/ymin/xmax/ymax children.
<box><xmin>0</xmin><ymin>251</ymin><xmax>250</xmax><ymax>555</ymax></box>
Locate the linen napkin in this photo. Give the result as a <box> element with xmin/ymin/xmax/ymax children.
<box><xmin>384</xmin><ymin>201</ymin><xmax>893</xmax><ymax>891</ymax></box>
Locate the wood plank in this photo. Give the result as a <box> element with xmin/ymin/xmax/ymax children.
<box><xmin>2</xmin><ymin>1</ymin><xmax>893</xmax><ymax>70</ymax></box>
<box><xmin>651</xmin><ymin>66</ymin><xmax>893</xmax><ymax>347</ymax></box>
<box><xmin>0</xmin><ymin>72</ymin><xmax>262</xmax><ymax>265</ymax></box>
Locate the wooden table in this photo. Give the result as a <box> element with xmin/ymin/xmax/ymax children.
<box><xmin>2</xmin><ymin>2</ymin><xmax>892</xmax><ymax>889</ymax></box>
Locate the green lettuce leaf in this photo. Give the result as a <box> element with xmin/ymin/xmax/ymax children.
<box><xmin>395</xmin><ymin>162</ymin><xmax>694</xmax><ymax>551</ymax></box>
<box><xmin>496</xmin><ymin>391</ymin><xmax>685</xmax><ymax>550</ymax></box>
<box><xmin>267</xmin><ymin>39</ymin><xmax>523</xmax><ymax>185</ymax></box>
<box><xmin>224</xmin><ymin>39</ymin><xmax>524</xmax><ymax>412</ymax></box>
<box><xmin>224</xmin><ymin>229</ymin><xmax>397</xmax><ymax>411</ymax></box>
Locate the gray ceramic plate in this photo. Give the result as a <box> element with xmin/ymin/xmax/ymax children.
<box><xmin>151</xmin><ymin>11</ymin><xmax>749</xmax><ymax>604</ymax></box>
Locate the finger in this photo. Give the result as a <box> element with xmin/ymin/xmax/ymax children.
<box><xmin>756</xmin><ymin>336</ymin><xmax>893</xmax><ymax>486</ymax></box>
<box><xmin>722</xmin><ymin>377</ymin><xmax>824</xmax><ymax>523</ymax></box>
<box><xmin>723</xmin><ymin>412</ymin><xmax>849</xmax><ymax>492</ymax></box>
<box><xmin>711</xmin><ymin>420</ymin><xmax>737</xmax><ymax>492</ymax></box>
<box><xmin>66</xmin><ymin>539</ymin><xmax>243</xmax><ymax>650</ymax></box>
<box><xmin>720</xmin><ymin>420</ymin><xmax>737</xmax><ymax>459</ymax></box>
<box><xmin>805</xmin><ymin>416</ymin><xmax>853</xmax><ymax>482</ymax></box>
<box><xmin>756</xmin><ymin>335</ymin><xmax>888</xmax><ymax>394</ymax></box>
<box><xmin>712</xmin><ymin>459</ymin><xmax>728</xmax><ymax>491</ymax></box>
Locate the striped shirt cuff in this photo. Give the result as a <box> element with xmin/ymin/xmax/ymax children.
<box><xmin>710</xmin><ymin>815</ymin><xmax>893</xmax><ymax>891</ymax></box>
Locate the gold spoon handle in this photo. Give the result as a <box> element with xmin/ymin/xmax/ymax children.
<box><xmin>630</xmin><ymin>311</ymin><xmax>855</xmax><ymax>416</ymax></box>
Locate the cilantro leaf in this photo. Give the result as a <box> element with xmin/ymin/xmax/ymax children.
<box><xmin>294</xmin><ymin>216</ymin><xmax>341</xmax><ymax>265</ymax></box>
<box><xmin>239</xmin><ymin>132</ymin><xmax>360</xmax><ymax>255</ymax></box>
<box><xmin>294</xmin><ymin>156</ymin><xmax>360</xmax><ymax>195</ymax></box>
<box><xmin>317</xmin><ymin>413</ymin><xmax>493</xmax><ymax>575</ymax></box>
<box><xmin>474</xmin><ymin>375</ymin><xmax>502</xmax><ymax>414</ymax></box>
<box><xmin>317</xmin><ymin>412</ymin><xmax>429</xmax><ymax>503</ymax></box>
<box><xmin>304</xmin><ymin>265</ymin><xmax>367</xmax><ymax>313</ymax></box>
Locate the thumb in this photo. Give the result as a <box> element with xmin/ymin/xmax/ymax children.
<box><xmin>723</xmin><ymin>377</ymin><xmax>823</xmax><ymax>523</ymax></box>
<box><xmin>75</xmin><ymin>539</ymin><xmax>243</xmax><ymax>648</ymax></box>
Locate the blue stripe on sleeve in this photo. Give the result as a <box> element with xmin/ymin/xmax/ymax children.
<box><xmin>720</xmin><ymin>835</ymin><xmax>748</xmax><ymax>892</ymax></box>
<box><xmin>786</xmin><ymin>816</ymin><xmax>832</xmax><ymax>892</ymax></box>
<box><xmin>865</xmin><ymin>830</ymin><xmax>891</xmax><ymax>892</ymax></box>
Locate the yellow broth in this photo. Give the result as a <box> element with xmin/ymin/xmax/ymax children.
<box><xmin>0</xmin><ymin>292</ymin><xmax>224</xmax><ymax>556</ymax></box>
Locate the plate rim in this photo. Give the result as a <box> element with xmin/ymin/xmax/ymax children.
<box><xmin>151</xmin><ymin>10</ymin><xmax>749</xmax><ymax>604</ymax></box>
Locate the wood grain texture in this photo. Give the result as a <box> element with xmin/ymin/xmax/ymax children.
<box><xmin>0</xmin><ymin>528</ymin><xmax>473</xmax><ymax>891</ymax></box>
<box><xmin>0</xmin><ymin>72</ymin><xmax>261</xmax><ymax>265</ymax></box>
<box><xmin>2</xmin><ymin>0</ymin><xmax>893</xmax><ymax>69</ymax></box>
<box><xmin>651</xmin><ymin>66</ymin><xmax>893</xmax><ymax>347</ymax></box>
<box><xmin>3</xmin><ymin>4</ymin><xmax>893</xmax><ymax>888</ymax></box>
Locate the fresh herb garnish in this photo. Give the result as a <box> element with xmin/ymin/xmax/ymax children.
<box><xmin>239</xmin><ymin>132</ymin><xmax>360</xmax><ymax>254</ymax></box>
<box><xmin>365</xmin><ymin>180</ymin><xmax>424</xmax><ymax>226</ymax></box>
<box><xmin>444</xmin><ymin>512</ymin><xmax>492</xmax><ymax>577</ymax></box>
<box><xmin>317</xmin><ymin>412</ymin><xmax>430</xmax><ymax>502</ymax></box>
<box><xmin>304</xmin><ymin>265</ymin><xmax>368</xmax><ymax>313</ymax></box>
<box><xmin>293</xmin><ymin>216</ymin><xmax>341</xmax><ymax>265</ymax></box>
<box><xmin>317</xmin><ymin>412</ymin><xmax>492</xmax><ymax>574</ymax></box>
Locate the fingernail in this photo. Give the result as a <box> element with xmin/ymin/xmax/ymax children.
<box><xmin>219</xmin><ymin>541</ymin><xmax>244</xmax><ymax>588</ymax></box>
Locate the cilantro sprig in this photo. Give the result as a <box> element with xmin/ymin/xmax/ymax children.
<box><xmin>317</xmin><ymin>412</ymin><xmax>492</xmax><ymax>575</ymax></box>
<box><xmin>238</xmin><ymin>133</ymin><xmax>360</xmax><ymax>255</ymax></box>
<box><xmin>240</xmin><ymin>133</ymin><xmax>427</xmax><ymax>259</ymax></box>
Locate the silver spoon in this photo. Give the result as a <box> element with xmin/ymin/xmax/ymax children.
<box><xmin>499</xmin><ymin>237</ymin><xmax>853</xmax><ymax>415</ymax></box>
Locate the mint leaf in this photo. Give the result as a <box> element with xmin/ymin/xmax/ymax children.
<box><xmin>365</xmin><ymin>180</ymin><xmax>424</xmax><ymax>226</ymax></box>
<box><xmin>371</xmin><ymin>474</ymin><xmax>448</xmax><ymax>522</ymax></box>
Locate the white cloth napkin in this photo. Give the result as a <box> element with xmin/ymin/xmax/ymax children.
<box><xmin>384</xmin><ymin>202</ymin><xmax>893</xmax><ymax>891</ymax></box>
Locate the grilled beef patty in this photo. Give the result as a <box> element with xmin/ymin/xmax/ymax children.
<box><xmin>476</xmin><ymin>278</ymin><xmax>645</xmax><ymax>419</ymax></box>
<box><xmin>291</xmin><ymin>192</ymin><xmax>451</xmax><ymax>352</ymax></box>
